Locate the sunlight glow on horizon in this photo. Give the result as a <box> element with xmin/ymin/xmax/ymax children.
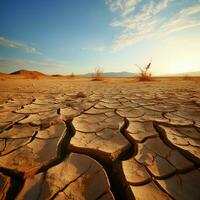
<box><xmin>150</xmin><ymin>35</ymin><xmax>200</xmax><ymax>75</ymax></box>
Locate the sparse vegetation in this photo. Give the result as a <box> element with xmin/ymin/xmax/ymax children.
<box><xmin>183</xmin><ymin>75</ymin><xmax>191</xmax><ymax>80</ymax></box>
<box><xmin>92</xmin><ymin>66</ymin><xmax>103</xmax><ymax>81</ymax></box>
<box><xmin>68</xmin><ymin>72</ymin><xmax>75</xmax><ymax>78</ymax></box>
<box><xmin>137</xmin><ymin>60</ymin><xmax>152</xmax><ymax>81</ymax></box>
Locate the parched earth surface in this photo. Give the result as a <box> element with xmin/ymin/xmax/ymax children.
<box><xmin>0</xmin><ymin>78</ymin><xmax>200</xmax><ymax>200</ymax></box>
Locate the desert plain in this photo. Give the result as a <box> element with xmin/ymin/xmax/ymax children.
<box><xmin>0</xmin><ymin>76</ymin><xmax>200</xmax><ymax>200</ymax></box>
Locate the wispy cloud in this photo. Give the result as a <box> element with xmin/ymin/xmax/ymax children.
<box><xmin>106</xmin><ymin>0</ymin><xmax>200</xmax><ymax>51</ymax></box>
<box><xmin>81</xmin><ymin>47</ymin><xmax>105</xmax><ymax>52</ymax></box>
<box><xmin>0</xmin><ymin>58</ymin><xmax>67</xmax><ymax>69</ymax></box>
<box><xmin>0</xmin><ymin>37</ymin><xmax>41</xmax><ymax>54</ymax></box>
<box><xmin>106</xmin><ymin>0</ymin><xmax>141</xmax><ymax>16</ymax></box>
<box><xmin>160</xmin><ymin>4</ymin><xmax>200</xmax><ymax>35</ymax></box>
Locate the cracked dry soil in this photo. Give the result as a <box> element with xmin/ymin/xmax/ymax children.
<box><xmin>0</xmin><ymin>78</ymin><xmax>200</xmax><ymax>200</ymax></box>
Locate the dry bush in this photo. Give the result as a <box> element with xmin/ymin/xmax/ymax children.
<box><xmin>183</xmin><ymin>75</ymin><xmax>191</xmax><ymax>80</ymax></box>
<box><xmin>92</xmin><ymin>66</ymin><xmax>103</xmax><ymax>81</ymax></box>
<box><xmin>139</xmin><ymin>71</ymin><xmax>152</xmax><ymax>81</ymax></box>
<box><xmin>68</xmin><ymin>72</ymin><xmax>75</xmax><ymax>78</ymax></box>
<box><xmin>137</xmin><ymin>60</ymin><xmax>152</xmax><ymax>81</ymax></box>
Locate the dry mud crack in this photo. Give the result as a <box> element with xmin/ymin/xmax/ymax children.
<box><xmin>0</xmin><ymin>79</ymin><xmax>200</xmax><ymax>200</ymax></box>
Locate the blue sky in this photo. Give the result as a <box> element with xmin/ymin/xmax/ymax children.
<box><xmin>0</xmin><ymin>0</ymin><xmax>200</xmax><ymax>75</ymax></box>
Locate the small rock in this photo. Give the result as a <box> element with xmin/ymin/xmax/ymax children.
<box><xmin>76</xmin><ymin>92</ymin><xmax>86</xmax><ymax>98</ymax></box>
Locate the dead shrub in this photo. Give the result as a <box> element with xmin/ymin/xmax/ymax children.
<box><xmin>137</xmin><ymin>60</ymin><xmax>152</xmax><ymax>81</ymax></box>
<box><xmin>183</xmin><ymin>75</ymin><xmax>191</xmax><ymax>80</ymax></box>
<box><xmin>92</xmin><ymin>66</ymin><xmax>103</xmax><ymax>81</ymax></box>
<box><xmin>68</xmin><ymin>72</ymin><xmax>75</xmax><ymax>78</ymax></box>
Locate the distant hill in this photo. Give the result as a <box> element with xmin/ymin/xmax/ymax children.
<box><xmin>1</xmin><ymin>70</ymin><xmax>136</xmax><ymax>77</ymax></box>
<box><xmin>51</xmin><ymin>74</ymin><xmax>65</xmax><ymax>77</ymax></box>
<box><xmin>10</xmin><ymin>69</ymin><xmax>45</xmax><ymax>76</ymax></box>
<box><xmin>177</xmin><ymin>71</ymin><xmax>200</xmax><ymax>76</ymax></box>
<box><xmin>9</xmin><ymin>69</ymin><xmax>47</xmax><ymax>78</ymax></box>
<box><xmin>163</xmin><ymin>71</ymin><xmax>200</xmax><ymax>77</ymax></box>
<box><xmin>80</xmin><ymin>71</ymin><xmax>137</xmax><ymax>77</ymax></box>
<box><xmin>1</xmin><ymin>69</ymin><xmax>199</xmax><ymax>78</ymax></box>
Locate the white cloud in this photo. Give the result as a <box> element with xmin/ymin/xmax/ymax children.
<box><xmin>110</xmin><ymin>0</ymin><xmax>172</xmax><ymax>29</ymax></box>
<box><xmin>0</xmin><ymin>37</ymin><xmax>41</xmax><ymax>54</ymax></box>
<box><xmin>160</xmin><ymin>18</ymin><xmax>200</xmax><ymax>36</ymax></box>
<box><xmin>81</xmin><ymin>47</ymin><xmax>105</xmax><ymax>52</ymax></box>
<box><xmin>0</xmin><ymin>58</ymin><xmax>67</xmax><ymax>68</ymax></box>
<box><xmin>160</xmin><ymin>4</ymin><xmax>200</xmax><ymax>35</ymax></box>
<box><xmin>110</xmin><ymin>0</ymin><xmax>173</xmax><ymax>51</ymax></box>
<box><xmin>143</xmin><ymin>0</ymin><xmax>173</xmax><ymax>15</ymax></box>
<box><xmin>113</xmin><ymin>18</ymin><xmax>157</xmax><ymax>50</ymax></box>
<box><xmin>179</xmin><ymin>3</ymin><xmax>200</xmax><ymax>16</ymax></box>
<box><xmin>106</xmin><ymin>0</ymin><xmax>141</xmax><ymax>16</ymax></box>
<box><xmin>106</xmin><ymin>0</ymin><xmax>200</xmax><ymax>51</ymax></box>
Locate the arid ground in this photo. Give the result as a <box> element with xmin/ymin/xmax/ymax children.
<box><xmin>0</xmin><ymin>77</ymin><xmax>200</xmax><ymax>200</ymax></box>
